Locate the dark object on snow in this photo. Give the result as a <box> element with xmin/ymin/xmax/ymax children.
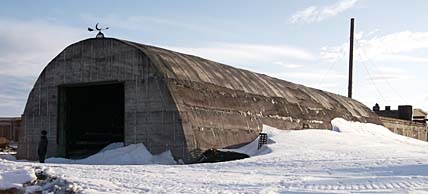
<box><xmin>35</xmin><ymin>170</ymin><xmax>48</xmax><ymax>180</ymax></box>
<box><xmin>38</xmin><ymin>130</ymin><xmax>48</xmax><ymax>163</ymax></box>
<box><xmin>258</xmin><ymin>133</ymin><xmax>267</xmax><ymax>149</ymax></box>
<box><xmin>0</xmin><ymin>187</ymin><xmax>20</xmax><ymax>194</ymax></box>
<box><xmin>196</xmin><ymin>148</ymin><xmax>249</xmax><ymax>163</ymax></box>
<box><xmin>19</xmin><ymin>167</ymin><xmax>82</xmax><ymax>194</ymax></box>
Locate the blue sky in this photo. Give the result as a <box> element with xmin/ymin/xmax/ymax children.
<box><xmin>1</xmin><ymin>0</ymin><xmax>428</xmax><ymax>116</ymax></box>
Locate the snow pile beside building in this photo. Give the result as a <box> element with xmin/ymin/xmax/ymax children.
<box><xmin>46</xmin><ymin>143</ymin><xmax>176</xmax><ymax>165</ymax></box>
<box><xmin>97</xmin><ymin>142</ymin><xmax>124</xmax><ymax>153</ymax></box>
<box><xmin>0</xmin><ymin>154</ymin><xmax>16</xmax><ymax>161</ymax></box>
<box><xmin>221</xmin><ymin>125</ymin><xmax>280</xmax><ymax>156</ymax></box>
<box><xmin>0</xmin><ymin>160</ymin><xmax>36</xmax><ymax>190</ymax></box>
<box><xmin>2</xmin><ymin>118</ymin><xmax>428</xmax><ymax>193</ymax></box>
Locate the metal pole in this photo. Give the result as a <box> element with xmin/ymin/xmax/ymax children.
<box><xmin>348</xmin><ymin>18</ymin><xmax>354</xmax><ymax>98</ymax></box>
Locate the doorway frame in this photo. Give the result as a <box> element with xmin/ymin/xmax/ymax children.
<box><xmin>56</xmin><ymin>80</ymin><xmax>125</xmax><ymax>158</ymax></box>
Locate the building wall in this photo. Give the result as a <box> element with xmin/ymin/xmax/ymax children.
<box><xmin>19</xmin><ymin>38</ymin><xmax>382</xmax><ymax>163</ymax></box>
<box><xmin>128</xmin><ymin>40</ymin><xmax>381</xmax><ymax>160</ymax></box>
<box><xmin>17</xmin><ymin>38</ymin><xmax>188</xmax><ymax>161</ymax></box>
<box><xmin>380</xmin><ymin>116</ymin><xmax>428</xmax><ymax>142</ymax></box>
<box><xmin>0</xmin><ymin>117</ymin><xmax>21</xmax><ymax>142</ymax></box>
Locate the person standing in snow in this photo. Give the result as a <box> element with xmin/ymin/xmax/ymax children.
<box><xmin>38</xmin><ymin>130</ymin><xmax>48</xmax><ymax>163</ymax></box>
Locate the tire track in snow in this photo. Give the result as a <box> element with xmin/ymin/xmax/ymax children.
<box><xmin>279</xmin><ymin>178</ymin><xmax>428</xmax><ymax>193</ymax></box>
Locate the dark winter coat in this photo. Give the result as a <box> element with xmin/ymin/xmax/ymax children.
<box><xmin>38</xmin><ymin>135</ymin><xmax>48</xmax><ymax>156</ymax></box>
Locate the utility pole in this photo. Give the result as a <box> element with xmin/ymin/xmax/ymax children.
<box><xmin>348</xmin><ymin>18</ymin><xmax>354</xmax><ymax>99</ymax></box>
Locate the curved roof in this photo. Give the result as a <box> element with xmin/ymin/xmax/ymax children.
<box><xmin>20</xmin><ymin>38</ymin><xmax>381</xmax><ymax>161</ymax></box>
<box><xmin>28</xmin><ymin>37</ymin><xmax>379</xmax><ymax>126</ymax></box>
<box><xmin>119</xmin><ymin>39</ymin><xmax>378</xmax><ymax>121</ymax></box>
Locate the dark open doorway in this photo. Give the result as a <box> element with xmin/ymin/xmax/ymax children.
<box><xmin>58</xmin><ymin>82</ymin><xmax>124</xmax><ymax>159</ymax></box>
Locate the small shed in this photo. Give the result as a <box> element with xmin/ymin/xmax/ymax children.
<box><xmin>17</xmin><ymin>38</ymin><xmax>380</xmax><ymax>163</ymax></box>
<box><xmin>413</xmin><ymin>109</ymin><xmax>427</xmax><ymax>124</ymax></box>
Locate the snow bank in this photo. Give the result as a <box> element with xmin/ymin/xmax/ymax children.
<box><xmin>221</xmin><ymin>125</ymin><xmax>281</xmax><ymax>156</ymax></box>
<box><xmin>0</xmin><ymin>160</ymin><xmax>36</xmax><ymax>190</ymax></box>
<box><xmin>46</xmin><ymin>143</ymin><xmax>176</xmax><ymax>165</ymax></box>
<box><xmin>331</xmin><ymin>117</ymin><xmax>428</xmax><ymax>146</ymax></box>
<box><xmin>0</xmin><ymin>154</ymin><xmax>16</xmax><ymax>161</ymax></box>
<box><xmin>4</xmin><ymin>118</ymin><xmax>428</xmax><ymax>193</ymax></box>
<box><xmin>44</xmin><ymin>118</ymin><xmax>428</xmax><ymax>193</ymax></box>
<box><xmin>332</xmin><ymin>117</ymin><xmax>397</xmax><ymax>135</ymax></box>
<box><xmin>97</xmin><ymin>142</ymin><xmax>124</xmax><ymax>153</ymax></box>
<box><xmin>226</xmin><ymin>117</ymin><xmax>428</xmax><ymax>159</ymax></box>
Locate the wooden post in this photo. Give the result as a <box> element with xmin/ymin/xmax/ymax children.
<box><xmin>348</xmin><ymin>18</ymin><xmax>354</xmax><ymax>99</ymax></box>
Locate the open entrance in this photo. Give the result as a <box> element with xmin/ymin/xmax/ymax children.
<box><xmin>58</xmin><ymin>82</ymin><xmax>124</xmax><ymax>159</ymax></box>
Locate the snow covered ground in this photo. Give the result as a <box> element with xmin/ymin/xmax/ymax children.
<box><xmin>2</xmin><ymin>118</ymin><xmax>428</xmax><ymax>193</ymax></box>
<box><xmin>46</xmin><ymin>143</ymin><xmax>176</xmax><ymax>165</ymax></box>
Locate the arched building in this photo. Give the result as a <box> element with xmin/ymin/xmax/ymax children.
<box><xmin>17</xmin><ymin>38</ymin><xmax>381</xmax><ymax>163</ymax></box>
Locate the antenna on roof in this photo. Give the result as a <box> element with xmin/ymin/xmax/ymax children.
<box><xmin>88</xmin><ymin>23</ymin><xmax>109</xmax><ymax>38</ymax></box>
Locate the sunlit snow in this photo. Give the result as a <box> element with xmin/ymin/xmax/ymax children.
<box><xmin>1</xmin><ymin>118</ymin><xmax>428</xmax><ymax>193</ymax></box>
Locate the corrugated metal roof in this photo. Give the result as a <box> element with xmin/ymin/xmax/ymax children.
<box><xmin>121</xmin><ymin>39</ymin><xmax>376</xmax><ymax>120</ymax></box>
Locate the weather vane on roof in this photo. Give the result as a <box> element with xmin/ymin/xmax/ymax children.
<box><xmin>88</xmin><ymin>23</ymin><xmax>109</xmax><ymax>38</ymax></box>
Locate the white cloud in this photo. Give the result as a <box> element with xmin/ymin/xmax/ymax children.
<box><xmin>376</xmin><ymin>66</ymin><xmax>403</xmax><ymax>74</ymax></box>
<box><xmin>0</xmin><ymin>18</ymin><xmax>87</xmax><ymax>116</ymax></box>
<box><xmin>165</xmin><ymin>43</ymin><xmax>315</xmax><ymax>67</ymax></box>
<box><xmin>0</xmin><ymin>94</ymin><xmax>23</xmax><ymax>107</ymax></box>
<box><xmin>375</xmin><ymin>54</ymin><xmax>428</xmax><ymax>63</ymax></box>
<box><xmin>0</xmin><ymin>74</ymin><xmax>35</xmax><ymax>116</ymax></box>
<box><xmin>273</xmin><ymin>61</ymin><xmax>305</xmax><ymax>69</ymax></box>
<box><xmin>321</xmin><ymin>30</ymin><xmax>428</xmax><ymax>63</ymax></box>
<box><xmin>364</xmin><ymin>66</ymin><xmax>409</xmax><ymax>82</ymax></box>
<box><xmin>289</xmin><ymin>0</ymin><xmax>359</xmax><ymax>24</ymax></box>
<box><xmin>0</xmin><ymin>18</ymin><xmax>86</xmax><ymax>76</ymax></box>
<box><xmin>366</xmin><ymin>74</ymin><xmax>410</xmax><ymax>81</ymax></box>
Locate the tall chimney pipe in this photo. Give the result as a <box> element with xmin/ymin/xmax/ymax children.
<box><xmin>348</xmin><ymin>18</ymin><xmax>354</xmax><ymax>99</ymax></box>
